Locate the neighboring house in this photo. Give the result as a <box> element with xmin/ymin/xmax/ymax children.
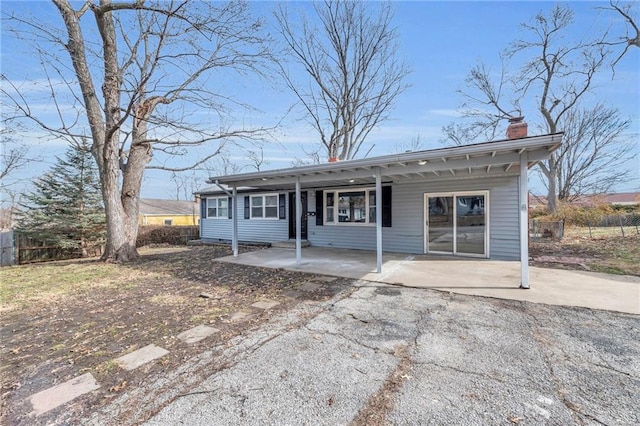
<box><xmin>529</xmin><ymin>192</ymin><xmax>640</xmax><ymax>209</ymax></box>
<box><xmin>196</xmin><ymin>124</ymin><xmax>562</xmax><ymax>287</ymax></box>
<box><xmin>138</xmin><ymin>198</ymin><xmax>199</xmax><ymax>226</ymax></box>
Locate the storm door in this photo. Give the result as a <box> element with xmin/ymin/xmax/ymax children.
<box><xmin>288</xmin><ymin>191</ymin><xmax>308</xmax><ymax>240</ymax></box>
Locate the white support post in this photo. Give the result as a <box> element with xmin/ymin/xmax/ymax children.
<box><xmin>519</xmin><ymin>153</ymin><xmax>529</xmax><ymax>288</ymax></box>
<box><xmin>232</xmin><ymin>185</ymin><xmax>238</xmax><ymax>257</ymax></box>
<box><xmin>375</xmin><ymin>167</ymin><xmax>383</xmax><ymax>273</ymax></box>
<box><xmin>295</xmin><ymin>177</ymin><xmax>302</xmax><ymax>265</ymax></box>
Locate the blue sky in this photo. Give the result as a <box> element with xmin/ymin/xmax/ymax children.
<box><xmin>1</xmin><ymin>1</ymin><xmax>639</xmax><ymax>200</ymax></box>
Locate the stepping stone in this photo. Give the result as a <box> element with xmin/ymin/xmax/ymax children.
<box><xmin>315</xmin><ymin>276</ymin><xmax>338</xmax><ymax>283</ymax></box>
<box><xmin>251</xmin><ymin>300</ymin><xmax>279</xmax><ymax>310</ymax></box>
<box><xmin>229</xmin><ymin>310</ymin><xmax>253</xmax><ymax>322</ymax></box>
<box><xmin>284</xmin><ymin>290</ymin><xmax>304</xmax><ymax>299</ymax></box>
<box><xmin>28</xmin><ymin>373</ymin><xmax>100</xmax><ymax>416</ymax></box>
<box><xmin>299</xmin><ymin>281</ymin><xmax>323</xmax><ymax>292</ymax></box>
<box><xmin>177</xmin><ymin>325</ymin><xmax>219</xmax><ymax>344</ymax></box>
<box><xmin>115</xmin><ymin>344</ymin><xmax>169</xmax><ymax>371</ymax></box>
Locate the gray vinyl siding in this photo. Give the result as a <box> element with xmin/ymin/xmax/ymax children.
<box><xmin>200</xmin><ymin>176</ymin><xmax>521</xmax><ymax>260</ymax></box>
<box><xmin>201</xmin><ymin>194</ymin><xmax>288</xmax><ymax>243</ymax></box>
<box><xmin>307</xmin><ymin>176</ymin><xmax>521</xmax><ymax>260</ymax></box>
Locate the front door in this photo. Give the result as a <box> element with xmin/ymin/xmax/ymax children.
<box><xmin>425</xmin><ymin>192</ymin><xmax>488</xmax><ymax>257</ymax></box>
<box><xmin>289</xmin><ymin>191</ymin><xmax>308</xmax><ymax>240</ymax></box>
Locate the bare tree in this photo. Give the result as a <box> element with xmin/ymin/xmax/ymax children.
<box><xmin>291</xmin><ymin>149</ymin><xmax>322</xmax><ymax>168</ymax></box>
<box><xmin>0</xmin><ymin>118</ymin><xmax>34</xmax><ymax>184</ymax></box>
<box><xmin>3</xmin><ymin>1</ymin><xmax>273</xmax><ymax>261</ymax></box>
<box><xmin>394</xmin><ymin>134</ymin><xmax>425</xmax><ymax>154</ymax></box>
<box><xmin>168</xmin><ymin>171</ymin><xmax>202</xmax><ymax>201</ymax></box>
<box><xmin>246</xmin><ymin>146</ymin><xmax>268</xmax><ymax>171</ymax></box>
<box><xmin>442</xmin><ymin>4</ymin><xmax>633</xmax><ymax>212</ymax></box>
<box><xmin>275</xmin><ymin>0</ymin><xmax>411</xmax><ymax>161</ymax></box>
<box><xmin>0</xmin><ymin>136</ymin><xmax>29</xmax><ymax>182</ymax></box>
<box><xmin>602</xmin><ymin>1</ymin><xmax>640</xmax><ymax>67</ymax></box>
<box><xmin>544</xmin><ymin>104</ymin><xmax>633</xmax><ymax>200</ymax></box>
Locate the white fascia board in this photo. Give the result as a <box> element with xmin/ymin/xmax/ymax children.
<box><xmin>208</xmin><ymin>133</ymin><xmax>563</xmax><ymax>187</ymax></box>
<box><xmin>215</xmin><ymin>148</ymin><xmax>552</xmax><ymax>188</ymax></box>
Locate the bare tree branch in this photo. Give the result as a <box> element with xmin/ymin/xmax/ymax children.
<box><xmin>599</xmin><ymin>1</ymin><xmax>640</xmax><ymax>69</ymax></box>
<box><xmin>442</xmin><ymin>4</ymin><xmax>628</xmax><ymax>213</ymax></box>
<box><xmin>4</xmin><ymin>0</ymin><xmax>275</xmax><ymax>261</ymax></box>
<box><xmin>275</xmin><ymin>0</ymin><xmax>411</xmax><ymax>161</ymax></box>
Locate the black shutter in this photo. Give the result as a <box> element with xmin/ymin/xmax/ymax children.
<box><xmin>382</xmin><ymin>186</ymin><xmax>392</xmax><ymax>228</ymax></box>
<box><xmin>244</xmin><ymin>196</ymin><xmax>250</xmax><ymax>219</ymax></box>
<box><xmin>200</xmin><ymin>197</ymin><xmax>207</xmax><ymax>219</ymax></box>
<box><xmin>279</xmin><ymin>193</ymin><xmax>286</xmax><ymax>219</ymax></box>
<box><xmin>315</xmin><ymin>190</ymin><xmax>323</xmax><ymax>226</ymax></box>
<box><xmin>228</xmin><ymin>197</ymin><xmax>233</xmax><ymax>219</ymax></box>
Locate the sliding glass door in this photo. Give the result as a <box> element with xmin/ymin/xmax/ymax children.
<box><xmin>426</xmin><ymin>196</ymin><xmax>454</xmax><ymax>253</ymax></box>
<box><xmin>425</xmin><ymin>192</ymin><xmax>488</xmax><ymax>257</ymax></box>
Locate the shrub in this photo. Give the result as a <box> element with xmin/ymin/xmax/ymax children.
<box><xmin>136</xmin><ymin>225</ymin><xmax>199</xmax><ymax>247</ymax></box>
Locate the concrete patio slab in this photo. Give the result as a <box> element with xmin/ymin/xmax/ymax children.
<box><xmin>217</xmin><ymin>247</ymin><xmax>640</xmax><ymax>314</ymax></box>
<box><xmin>177</xmin><ymin>325</ymin><xmax>219</xmax><ymax>344</ymax></box>
<box><xmin>116</xmin><ymin>344</ymin><xmax>169</xmax><ymax>371</ymax></box>
<box><xmin>28</xmin><ymin>373</ymin><xmax>100</xmax><ymax>416</ymax></box>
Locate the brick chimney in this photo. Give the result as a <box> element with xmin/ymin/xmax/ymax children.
<box><xmin>506</xmin><ymin>116</ymin><xmax>528</xmax><ymax>139</ymax></box>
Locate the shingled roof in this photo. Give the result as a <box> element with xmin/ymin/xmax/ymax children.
<box><xmin>138</xmin><ymin>198</ymin><xmax>198</xmax><ymax>216</ymax></box>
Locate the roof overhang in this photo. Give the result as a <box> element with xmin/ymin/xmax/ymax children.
<box><xmin>202</xmin><ymin>133</ymin><xmax>562</xmax><ymax>192</ymax></box>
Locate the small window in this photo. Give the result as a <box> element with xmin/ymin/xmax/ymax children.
<box><xmin>326</xmin><ymin>192</ymin><xmax>335</xmax><ymax>222</ymax></box>
<box><xmin>206</xmin><ymin>197</ymin><xmax>228</xmax><ymax>219</ymax></box>
<box><xmin>164</xmin><ymin>219</ymin><xmax>173</xmax><ymax>226</ymax></box>
<box><xmin>250</xmin><ymin>194</ymin><xmax>280</xmax><ymax>219</ymax></box>
<box><xmin>324</xmin><ymin>188</ymin><xmax>377</xmax><ymax>225</ymax></box>
<box><xmin>265</xmin><ymin>195</ymin><xmax>278</xmax><ymax>218</ymax></box>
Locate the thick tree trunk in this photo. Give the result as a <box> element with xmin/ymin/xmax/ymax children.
<box><xmin>101</xmin><ymin>163</ymin><xmax>138</xmax><ymax>262</ymax></box>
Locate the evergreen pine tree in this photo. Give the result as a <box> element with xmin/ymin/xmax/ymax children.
<box><xmin>18</xmin><ymin>140</ymin><xmax>106</xmax><ymax>257</ymax></box>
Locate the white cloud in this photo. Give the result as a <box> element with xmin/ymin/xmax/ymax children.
<box><xmin>424</xmin><ymin>108</ymin><xmax>463</xmax><ymax>118</ymax></box>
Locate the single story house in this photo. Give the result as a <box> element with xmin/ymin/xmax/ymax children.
<box><xmin>197</xmin><ymin>128</ymin><xmax>562</xmax><ymax>288</ymax></box>
<box><xmin>138</xmin><ymin>198</ymin><xmax>199</xmax><ymax>226</ymax></box>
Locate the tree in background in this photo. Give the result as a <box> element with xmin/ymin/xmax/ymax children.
<box><xmin>442</xmin><ymin>4</ymin><xmax>635</xmax><ymax>212</ymax></box>
<box><xmin>1</xmin><ymin>120</ymin><xmax>37</xmax><ymax>229</ymax></box>
<box><xmin>17</xmin><ymin>139</ymin><xmax>105</xmax><ymax>257</ymax></box>
<box><xmin>275</xmin><ymin>0</ymin><xmax>411</xmax><ymax>161</ymax></box>
<box><xmin>3</xmin><ymin>0</ymin><xmax>273</xmax><ymax>262</ymax></box>
<box><xmin>602</xmin><ymin>1</ymin><xmax>639</xmax><ymax>67</ymax></box>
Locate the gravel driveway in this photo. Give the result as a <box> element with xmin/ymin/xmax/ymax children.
<box><xmin>86</xmin><ymin>281</ymin><xmax>639</xmax><ymax>425</ymax></box>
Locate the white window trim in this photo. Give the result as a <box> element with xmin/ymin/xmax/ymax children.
<box><xmin>249</xmin><ymin>193</ymin><xmax>280</xmax><ymax>220</ymax></box>
<box><xmin>324</xmin><ymin>187</ymin><xmax>377</xmax><ymax>226</ymax></box>
<box><xmin>206</xmin><ymin>196</ymin><xmax>229</xmax><ymax>220</ymax></box>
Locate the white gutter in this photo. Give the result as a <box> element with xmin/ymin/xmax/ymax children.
<box><xmin>206</xmin><ymin>133</ymin><xmax>563</xmax><ymax>185</ymax></box>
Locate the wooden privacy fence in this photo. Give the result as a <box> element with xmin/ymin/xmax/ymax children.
<box><xmin>2</xmin><ymin>225</ymin><xmax>199</xmax><ymax>266</ymax></box>
<box><xmin>1</xmin><ymin>231</ymin><xmax>104</xmax><ymax>265</ymax></box>
<box><xmin>0</xmin><ymin>230</ymin><xmax>15</xmax><ymax>266</ymax></box>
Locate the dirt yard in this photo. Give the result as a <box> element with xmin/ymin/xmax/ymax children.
<box><xmin>0</xmin><ymin>245</ymin><xmax>350</xmax><ymax>425</ymax></box>
<box><xmin>2</xmin><ymin>231</ymin><xmax>637</xmax><ymax>424</ymax></box>
<box><xmin>530</xmin><ymin>229</ymin><xmax>639</xmax><ymax>276</ymax></box>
